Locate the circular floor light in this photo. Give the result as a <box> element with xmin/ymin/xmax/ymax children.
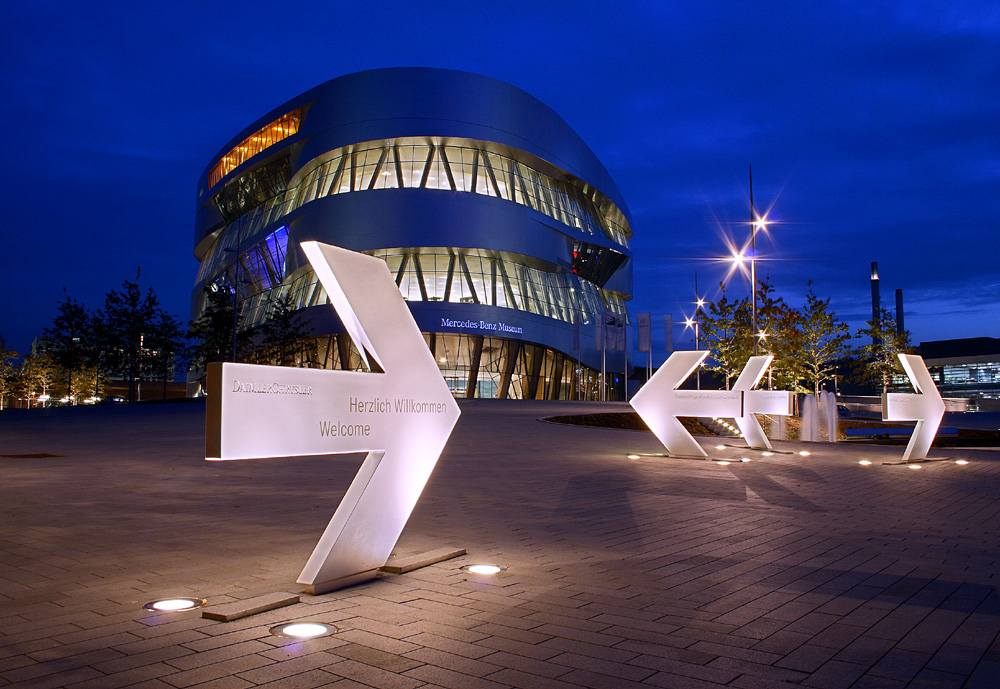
<box><xmin>627</xmin><ymin>454</ymin><xmax>641</xmax><ymax>460</ymax></box>
<box><xmin>908</xmin><ymin>464</ymin><xmax>922</xmax><ymax>470</ymax></box>
<box><xmin>461</xmin><ymin>564</ymin><xmax>506</xmax><ymax>575</ymax></box>
<box><xmin>858</xmin><ymin>460</ymin><xmax>872</xmax><ymax>466</ymax></box>
<box><xmin>761</xmin><ymin>452</ymin><xmax>774</xmax><ymax>457</ymax></box>
<box><xmin>715</xmin><ymin>445</ymin><xmax>726</xmax><ymax>450</ymax></box>
<box><xmin>716</xmin><ymin>460</ymin><xmax>731</xmax><ymax>466</ymax></box>
<box><xmin>798</xmin><ymin>451</ymin><xmax>811</xmax><ymax>457</ymax></box>
<box><xmin>740</xmin><ymin>457</ymin><xmax>751</xmax><ymax>463</ymax></box>
<box><xmin>956</xmin><ymin>459</ymin><xmax>969</xmax><ymax>465</ymax></box>
<box><xmin>270</xmin><ymin>622</ymin><xmax>336</xmax><ymax>639</ymax></box>
<box><xmin>143</xmin><ymin>597</ymin><xmax>206</xmax><ymax>612</ymax></box>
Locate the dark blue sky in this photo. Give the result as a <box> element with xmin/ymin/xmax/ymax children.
<box><xmin>3</xmin><ymin>1</ymin><xmax>998</xmax><ymax>360</ymax></box>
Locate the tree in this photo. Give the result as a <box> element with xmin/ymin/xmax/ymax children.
<box><xmin>0</xmin><ymin>336</ymin><xmax>19</xmax><ymax>410</ymax></box>
<box><xmin>101</xmin><ymin>269</ymin><xmax>161</xmax><ymax>404</ymax></box>
<box><xmin>857</xmin><ymin>306</ymin><xmax>914</xmax><ymax>393</ymax></box>
<box><xmin>257</xmin><ymin>294</ymin><xmax>313</xmax><ymax>366</ymax></box>
<box><xmin>188</xmin><ymin>286</ymin><xmax>253</xmax><ymax>373</ymax></box>
<box><xmin>756</xmin><ymin>276</ymin><xmax>806</xmax><ymax>392</ymax></box>
<box><xmin>700</xmin><ymin>283</ymin><xmax>752</xmax><ymax>389</ymax></box>
<box><xmin>45</xmin><ymin>291</ymin><xmax>91</xmax><ymax>404</ymax></box>
<box><xmin>799</xmin><ymin>283</ymin><xmax>854</xmax><ymax>395</ymax></box>
<box><xmin>146</xmin><ymin>307</ymin><xmax>189</xmax><ymax>399</ymax></box>
<box><xmin>19</xmin><ymin>351</ymin><xmax>56</xmax><ymax>407</ymax></box>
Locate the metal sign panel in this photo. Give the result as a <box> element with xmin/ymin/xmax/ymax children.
<box><xmin>882</xmin><ymin>354</ymin><xmax>946</xmax><ymax>462</ymax></box>
<box><xmin>206</xmin><ymin>242</ymin><xmax>460</xmax><ymax>593</ymax></box>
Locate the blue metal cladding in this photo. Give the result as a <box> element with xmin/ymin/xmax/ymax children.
<box><xmin>198</xmin><ymin>69</ymin><xmax>630</xmax><ymax>218</ymax></box>
<box><xmin>193</xmin><ymin>68</ymin><xmax>633</xmax><ymax>395</ymax></box>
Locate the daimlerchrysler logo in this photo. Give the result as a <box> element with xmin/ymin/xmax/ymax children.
<box><xmin>232</xmin><ymin>380</ymin><xmax>313</xmax><ymax>395</ymax></box>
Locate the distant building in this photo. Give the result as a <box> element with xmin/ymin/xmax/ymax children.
<box><xmin>920</xmin><ymin>337</ymin><xmax>1000</xmax><ymax>409</ymax></box>
<box><xmin>191</xmin><ymin>68</ymin><xmax>633</xmax><ymax>399</ymax></box>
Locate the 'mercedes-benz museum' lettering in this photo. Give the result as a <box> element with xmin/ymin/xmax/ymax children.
<box><xmin>440</xmin><ymin>318</ymin><xmax>524</xmax><ymax>335</ymax></box>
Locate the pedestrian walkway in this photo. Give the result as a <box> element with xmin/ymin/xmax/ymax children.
<box><xmin>1</xmin><ymin>400</ymin><xmax>998</xmax><ymax>688</ymax></box>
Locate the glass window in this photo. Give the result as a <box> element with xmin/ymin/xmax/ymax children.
<box><xmin>209</xmin><ymin>108</ymin><xmax>304</xmax><ymax>188</ymax></box>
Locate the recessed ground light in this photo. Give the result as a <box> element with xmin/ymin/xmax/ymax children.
<box><xmin>798</xmin><ymin>451</ymin><xmax>811</xmax><ymax>457</ymax></box>
<box><xmin>270</xmin><ymin>622</ymin><xmax>336</xmax><ymax>639</ymax></box>
<box><xmin>716</xmin><ymin>460</ymin><xmax>731</xmax><ymax>466</ymax></box>
<box><xmin>143</xmin><ymin>598</ymin><xmax>206</xmax><ymax>612</ymax></box>
<box><xmin>627</xmin><ymin>454</ymin><xmax>641</xmax><ymax>460</ymax></box>
<box><xmin>908</xmin><ymin>464</ymin><xmax>922</xmax><ymax>470</ymax></box>
<box><xmin>956</xmin><ymin>459</ymin><xmax>969</xmax><ymax>465</ymax></box>
<box><xmin>740</xmin><ymin>457</ymin><xmax>751</xmax><ymax>462</ymax></box>
<box><xmin>461</xmin><ymin>564</ymin><xmax>506</xmax><ymax>575</ymax></box>
<box><xmin>858</xmin><ymin>460</ymin><xmax>872</xmax><ymax>466</ymax></box>
<box><xmin>715</xmin><ymin>444</ymin><xmax>726</xmax><ymax>450</ymax></box>
<box><xmin>761</xmin><ymin>452</ymin><xmax>774</xmax><ymax>457</ymax></box>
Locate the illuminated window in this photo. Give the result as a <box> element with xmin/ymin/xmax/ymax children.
<box><xmin>208</xmin><ymin>108</ymin><xmax>303</xmax><ymax>189</ymax></box>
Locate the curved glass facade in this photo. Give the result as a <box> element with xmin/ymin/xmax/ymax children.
<box><xmin>196</xmin><ymin>136</ymin><xmax>629</xmax><ymax>285</ymax></box>
<box><xmin>217</xmin><ymin>243</ymin><xmax>629</xmax><ymax>334</ymax></box>
<box><xmin>192</xmin><ymin>68</ymin><xmax>633</xmax><ymax>400</ymax></box>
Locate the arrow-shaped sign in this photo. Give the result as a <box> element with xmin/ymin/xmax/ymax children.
<box><xmin>630</xmin><ymin>351</ymin><xmax>792</xmax><ymax>457</ymax></box>
<box><xmin>206</xmin><ymin>241</ymin><xmax>460</xmax><ymax>594</ymax></box>
<box><xmin>732</xmin><ymin>356</ymin><xmax>794</xmax><ymax>451</ymax></box>
<box><xmin>882</xmin><ymin>353</ymin><xmax>945</xmax><ymax>461</ymax></box>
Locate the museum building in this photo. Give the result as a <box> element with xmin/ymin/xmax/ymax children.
<box><xmin>191</xmin><ymin>68</ymin><xmax>633</xmax><ymax>399</ymax></box>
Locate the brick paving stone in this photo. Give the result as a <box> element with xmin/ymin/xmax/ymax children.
<box><xmin>775</xmin><ymin>642</ymin><xmax>839</xmax><ymax>672</ymax></box>
<box><xmin>402</xmin><ymin>662</ymin><xmax>509</xmax><ymax>689</ymax></box>
<box><xmin>251</xmin><ymin>669</ymin><xmax>347</xmax><ymax>689</ymax></box>
<box><xmin>626</xmin><ymin>653</ymin><xmax>738</xmax><ymax>684</ymax></box>
<box><xmin>749</xmin><ymin>628</ymin><xmax>813</xmax><ymax>655</ymax></box>
<box><xmin>706</xmin><ymin>655</ymin><xmax>809</xmax><ymax>683</ymax></box>
<box><xmin>850</xmin><ymin>675</ymin><xmax>909</xmax><ymax>688</ymax></box>
<box><xmin>400</xmin><ymin>631</ymin><xmax>495</xmax><ymax>659</ymax></box>
<box><xmin>906</xmin><ymin>667</ymin><xmax>968</xmax><ymax>688</ymax></box>
<box><xmin>160</xmin><ymin>655</ymin><xmax>273</xmax><ymax>688</ymax></box>
<box><xmin>964</xmin><ymin>659</ymin><xmax>1000</xmax><ymax>688</ymax></box>
<box><xmin>643</xmin><ymin>671</ymin><xmax>731</xmax><ymax>688</ymax></box>
<box><xmin>539</xmin><ymin>635</ymin><xmax>638</xmax><ymax>663</ymax></box>
<box><xmin>802</xmin><ymin>659</ymin><xmax>868</xmax><ymax>689</ymax></box>
<box><xmin>615</xmin><ymin>638</ymin><xmax>715</xmax><ymax>664</ymax></box>
<box><xmin>868</xmin><ymin>648</ymin><xmax>932</xmax><ymax>682</ymax></box>
<box><xmin>833</xmin><ymin>634</ymin><xmax>896</xmax><ymax>666</ymax></box>
<box><xmin>555</xmin><ymin>668</ymin><xmax>653</xmax><ymax>689</ymax></box>
<box><xmin>62</xmin><ymin>662</ymin><xmax>180</xmax><ymax>689</ymax></box>
<box><xmin>925</xmin><ymin>642</ymin><xmax>986</xmax><ymax>675</ymax></box>
<box><xmin>330</xmin><ymin>643</ymin><xmax>423</xmax><ymax>673</ymax></box>
<box><xmin>483</xmin><ymin>667</ymin><xmax>581</xmax><ymax>689</ymax></box>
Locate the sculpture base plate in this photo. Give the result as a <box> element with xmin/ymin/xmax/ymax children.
<box><xmin>302</xmin><ymin>569</ymin><xmax>379</xmax><ymax>595</ymax></box>
<box><xmin>880</xmin><ymin>457</ymin><xmax>950</xmax><ymax>466</ymax></box>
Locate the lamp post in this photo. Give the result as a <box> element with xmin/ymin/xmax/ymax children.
<box><xmin>748</xmin><ymin>165</ymin><xmax>769</xmax><ymax>356</ymax></box>
<box><xmin>684</xmin><ymin>316</ymin><xmax>700</xmax><ymax>389</ymax></box>
<box><xmin>688</xmin><ymin>272</ymin><xmax>705</xmax><ymax>390</ymax></box>
<box><xmin>749</xmin><ymin>165</ymin><xmax>758</xmax><ymax>357</ymax></box>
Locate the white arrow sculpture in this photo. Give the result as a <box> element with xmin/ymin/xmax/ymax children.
<box><xmin>882</xmin><ymin>353</ymin><xmax>946</xmax><ymax>462</ymax></box>
<box><xmin>631</xmin><ymin>351</ymin><xmax>792</xmax><ymax>457</ymax></box>
<box><xmin>206</xmin><ymin>242</ymin><xmax>460</xmax><ymax>594</ymax></box>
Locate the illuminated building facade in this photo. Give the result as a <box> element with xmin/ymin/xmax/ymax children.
<box><xmin>920</xmin><ymin>337</ymin><xmax>1000</xmax><ymax>409</ymax></box>
<box><xmin>192</xmin><ymin>68</ymin><xmax>632</xmax><ymax>399</ymax></box>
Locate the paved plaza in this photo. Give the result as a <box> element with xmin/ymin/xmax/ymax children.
<box><xmin>2</xmin><ymin>400</ymin><xmax>1000</xmax><ymax>689</ymax></box>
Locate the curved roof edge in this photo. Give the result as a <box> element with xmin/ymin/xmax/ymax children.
<box><xmin>198</xmin><ymin>67</ymin><xmax>631</xmax><ymax>224</ymax></box>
